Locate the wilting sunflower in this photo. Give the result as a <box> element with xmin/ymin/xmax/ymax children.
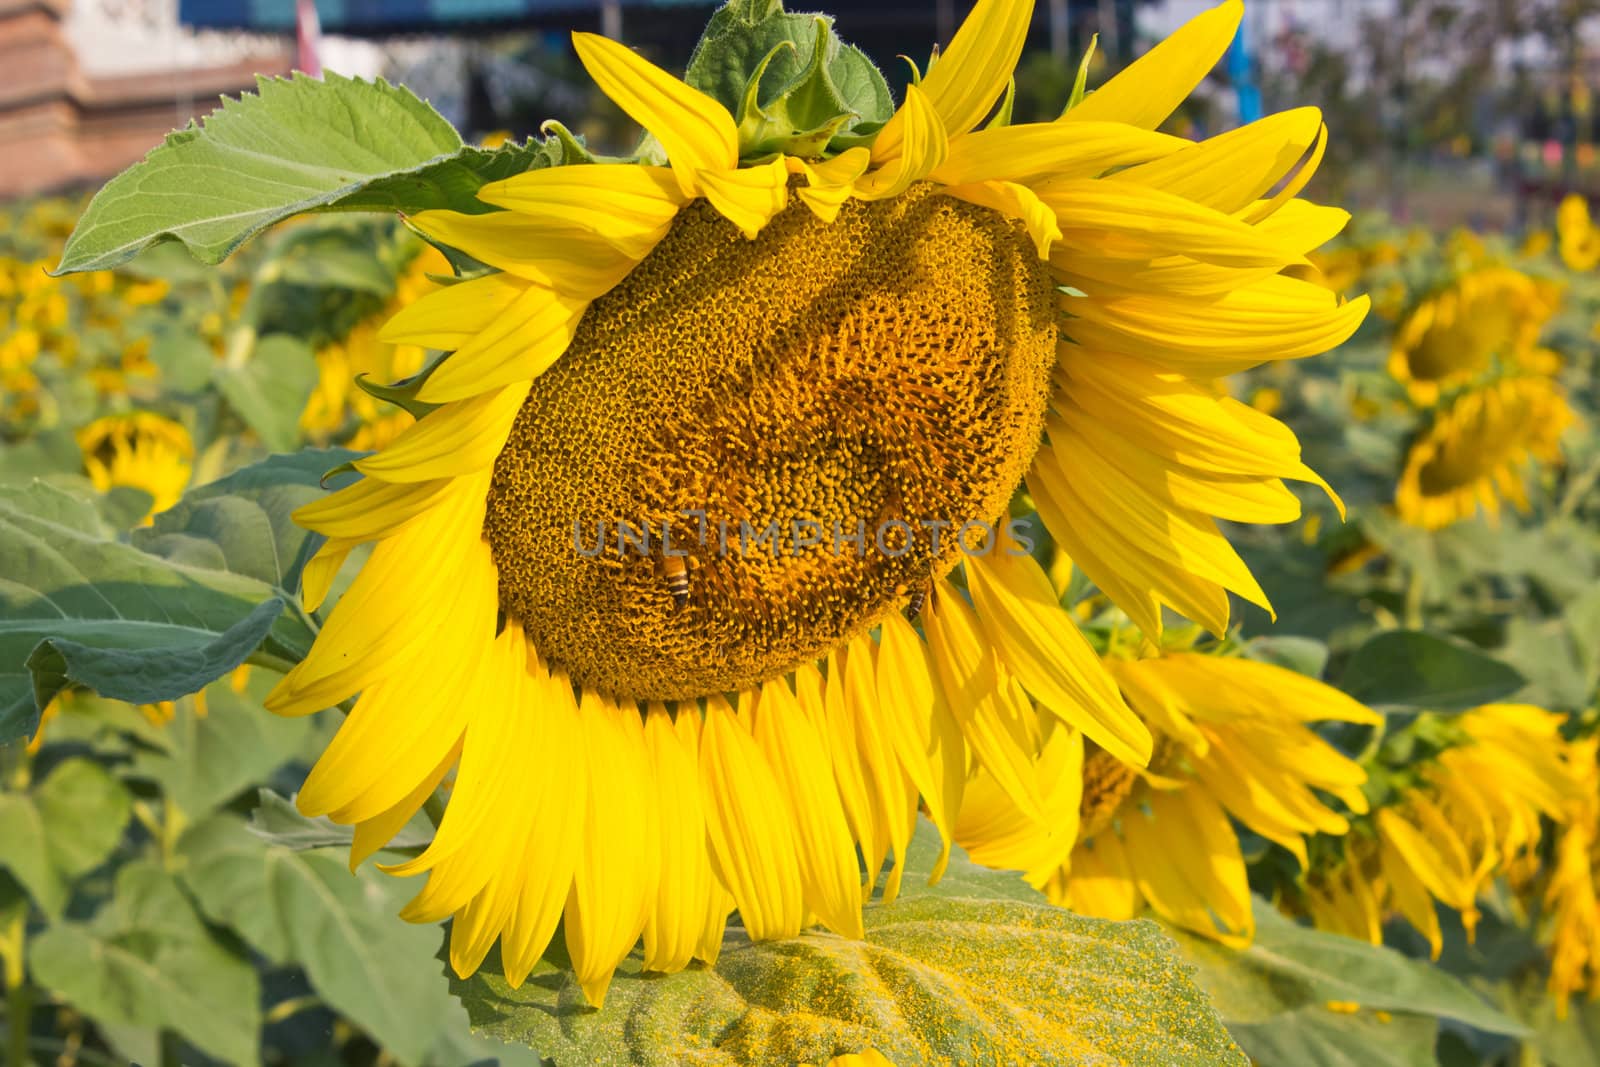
<box><xmin>76</xmin><ymin>411</ymin><xmax>193</xmax><ymax>522</ymax></box>
<box><xmin>1305</xmin><ymin>705</ymin><xmax>1578</xmax><ymax>959</ymax></box>
<box><xmin>1395</xmin><ymin>375</ymin><xmax>1573</xmax><ymax>530</ymax></box>
<box><xmin>1557</xmin><ymin>193</ymin><xmax>1600</xmax><ymax>271</ymax></box>
<box><xmin>952</xmin><ymin>650</ymin><xmax>1376</xmax><ymax>946</ymax></box>
<box><xmin>269</xmin><ymin>0</ymin><xmax>1365</xmax><ymax>1003</ymax></box>
<box><xmin>1387</xmin><ymin>267</ymin><xmax>1558</xmax><ymax>407</ymax></box>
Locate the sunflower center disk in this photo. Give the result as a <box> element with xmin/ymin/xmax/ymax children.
<box><xmin>484</xmin><ymin>183</ymin><xmax>1058</xmax><ymax>700</ymax></box>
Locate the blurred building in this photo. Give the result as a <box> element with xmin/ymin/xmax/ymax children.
<box><xmin>0</xmin><ymin>0</ymin><xmax>290</xmax><ymax>198</ymax></box>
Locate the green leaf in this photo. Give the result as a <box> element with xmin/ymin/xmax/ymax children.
<box><xmin>248</xmin><ymin>787</ymin><xmax>432</xmax><ymax>852</ymax></box>
<box><xmin>0</xmin><ymin>757</ymin><xmax>131</xmax><ymax>915</ymax></box>
<box><xmin>134</xmin><ymin>448</ymin><xmax>361</xmax><ymax>592</ymax></box>
<box><xmin>1168</xmin><ymin>901</ymin><xmax>1524</xmax><ymax>1066</ymax></box>
<box><xmin>1242</xmin><ymin>635</ymin><xmax>1331</xmax><ymax>679</ymax></box>
<box><xmin>128</xmin><ymin>683</ymin><xmax>311</xmax><ymax>819</ymax></box>
<box><xmin>178</xmin><ymin>815</ymin><xmax>460</xmax><ymax>1067</ymax></box>
<box><xmin>30</xmin><ymin>861</ymin><xmax>262</xmax><ymax>1066</ymax></box>
<box><xmin>0</xmin><ymin>491</ymin><xmax>308</xmax><ymax>745</ymax></box>
<box><xmin>452</xmin><ymin>823</ymin><xmax>1243</xmax><ymax>1065</ymax></box>
<box><xmin>213</xmin><ymin>334</ymin><xmax>321</xmax><ymax>453</ymax></box>
<box><xmin>1336</xmin><ymin>630</ymin><xmax>1525</xmax><ymax>712</ymax></box>
<box><xmin>148</xmin><ymin>327</ymin><xmax>218</xmax><ymax>393</ymax></box>
<box><xmin>55</xmin><ymin>74</ymin><xmax>561</xmax><ymax>274</ymax></box>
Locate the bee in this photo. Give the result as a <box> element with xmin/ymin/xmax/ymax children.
<box><xmin>901</xmin><ymin>582</ymin><xmax>929</xmax><ymax>621</ymax></box>
<box><xmin>663</xmin><ymin>553</ymin><xmax>690</xmax><ymax>608</ymax></box>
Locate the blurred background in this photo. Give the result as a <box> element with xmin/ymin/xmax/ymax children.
<box><xmin>9</xmin><ymin>0</ymin><xmax>1600</xmax><ymax>230</ymax></box>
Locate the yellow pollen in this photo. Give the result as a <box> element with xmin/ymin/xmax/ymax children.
<box><xmin>1079</xmin><ymin>742</ymin><xmax>1143</xmax><ymax>839</ymax></box>
<box><xmin>483</xmin><ymin>183</ymin><xmax>1057</xmax><ymax>699</ymax></box>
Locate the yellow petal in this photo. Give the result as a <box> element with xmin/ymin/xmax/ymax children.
<box><xmin>642</xmin><ymin>704</ymin><xmax>718</xmax><ymax>973</ymax></box>
<box><xmin>856</xmin><ymin>85</ymin><xmax>948</xmax><ymax>201</ymax></box>
<box><xmin>696</xmin><ymin>156</ymin><xmax>790</xmax><ymax>238</ymax></box>
<box><xmin>873</xmin><ymin>0</ymin><xmax>1033</xmax><ymax>161</ymax></box>
<box><xmin>965</xmin><ymin>548</ymin><xmax>1151</xmax><ymax>765</ymax></box>
<box><xmin>406</xmin><ymin>209</ymin><xmax>638</xmax><ymax>298</ymax></box>
<box><xmin>475</xmin><ymin>163</ymin><xmax>687</xmax><ymax>258</ymax></box>
<box><xmin>844</xmin><ymin>633</ymin><xmax>918</xmax><ymax>902</ymax></box>
<box><xmin>754</xmin><ymin>678</ymin><xmax>864</xmax><ymax>939</ymax></box>
<box><xmin>571</xmin><ymin>31</ymin><xmax>738</xmax><ymax>197</ymax></box>
<box><xmin>564</xmin><ymin>693</ymin><xmax>658</xmax><ymax>1007</ymax></box>
<box><xmin>415</xmin><ymin>284</ymin><xmax>587</xmax><ymax>404</ymax></box>
<box><xmin>378</xmin><ymin>270</ymin><xmax>528</xmax><ymax>350</ymax></box>
<box><xmin>293</xmin><ymin>476</ymin><xmax>452</xmax><ymax>542</ymax></box>
<box><xmin>1110</xmin><ymin>107</ymin><xmax>1322</xmax><ymax>213</ymax></box>
<box><xmin>933</xmin><ymin>121</ymin><xmax>1183</xmax><ymax>187</ymax></box>
<box><xmin>875</xmin><ymin>613</ymin><xmax>966</xmax><ymax>881</ymax></box>
<box><xmin>699</xmin><ymin>695</ymin><xmax>805</xmax><ymax>940</ymax></box>
<box><xmin>944</xmin><ymin>180</ymin><xmax>1061</xmax><ymax>258</ymax></box>
<box><xmin>921</xmin><ymin>580</ymin><xmax>1045</xmax><ymax>821</ymax></box>
<box><xmin>354</xmin><ymin>384</ymin><xmax>527</xmax><ymax>483</ymax></box>
<box><xmin>1064</xmin><ymin>0</ymin><xmax>1242</xmax><ymax>130</ymax></box>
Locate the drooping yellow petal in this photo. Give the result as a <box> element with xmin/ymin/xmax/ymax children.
<box><xmin>872</xmin><ymin>0</ymin><xmax>1033</xmax><ymax>161</ymax></box>
<box><xmin>921</xmin><ymin>579</ymin><xmax>1044</xmax><ymax>822</ymax></box>
<box><xmin>696</xmin><ymin>156</ymin><xmax>790</xmax><ymax>238</ymax></box>
<box><xmin>1122</xmin><ymin>787</ymin><xmax>1253</xmax><ymax>945</ymax></box>
<box><xmin>298</xmin><ymin>535</ymin><xmax>356</xmax><ymax>614</ymax></box>
<box><xmin>378</xmin><ymin>270</ymin><xmax>529</xmax><ymax>351</ymax></box>
<box><xmin>406</xmin><ymin>210</ymin><xmax>639</xmax><ymax>298</ymax></box>
<box><xmin>856</xmin><ymin>85</ymin><xmax>948</xmax><ymax>201</ymax></box>
<box><xmin>564</xmin><ymin>693</ymin><xmax>658</xmax><ymax>1007</ymax></box>
<box><xmin>1110</xmin><ymin>107</ymin><xmax>1322</xmax><ymax>213</ymax></box>
<box><xmin>571</xmin><ymin>31</ymin><xmax>738</xmax><ymax>197</ymax></box>
<box><xmin>808</xmin><ymin>653</ymin><xmax>883</xmax><ymax>898</ymax></box>
<box><xmin>1064</xmin><ymin>0</ymin><xmax>1242</xmax><ymax>130</ymax></box>
<box><xmin>944</xmin><ymin>180</ymin><xmax>1061</xmax><ymax>258</ymax></box>
<box><xmin>699</xmin><ymin>695</ymin><xmax>805</xmax><ymax>940</ymax></box>
<box><xmin>475</xmin><ymin>163</ymin><xmax>688</xmax><ymax>258</ymax></box>
<box><xmin>414</xmin><ymin>285</ymin><xmax>587</xmax><ymax>404</ymax></box>
<box><xmin>754</xmin><ymin>678</ymin><xmax>865</xmax><ymax>939</ymax></box>
<box><xmin>843</xmin><ymin>633</ymin><xmax>918</xmax><ymax>902</ymax></box>
<box><xmin>353</xmin><ymin>384</ymin><xmax>527</xmax><ymax>483</ymax></box>
<box><xmin>965</xmin><ymin>547</ymin><xmax>1151</xmax><ymax>765</ymax></box>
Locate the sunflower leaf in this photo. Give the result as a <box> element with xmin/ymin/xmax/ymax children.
<box><xmin>53</xmin><ymin>74</ymin><xmax>561</xmax><ymax>274</ymax></box>
<box><xmin>451</xmin><ymin>825</ymin><xmax>1244</xmax><ymax>1065</ymax></box>
<box><xmin>177</xmin><ymin>815</ymin><xmax>535</xmax><ymax>1067</ymax></box>
<box><xmin>1336</xmin><ymin>630</ymin><xmax>1525</xmax><ymax>712</ymax></box>
<box><xmin>0</xmin><ymin>758</ymin><xmax>131</xmax><ymax>916</ymax></box>
<box><xmin>0</xmin><ymin>486</ymin><xmax>313</xmax><ymax>745</ymax></box>
<box><xmin>30</xmin><ymin>861</ymin><xmax>263</xmax><ymax>1067</ymax></box>
<box><xmin>1167</xmin><ymin>900</ymin><xmax>1525</xmax><ymax>1065</ymax></box>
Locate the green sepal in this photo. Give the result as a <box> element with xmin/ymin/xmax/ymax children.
<box><xmin>353</xmin><ymin>366</ymin><xmax>442</xmax><ymax>421</ymax></box>
<box><xmin>1063</xmin><ymin>34</ymin><xmax>1099</xmax><ymax>116</ymax></box>
<box><xmin>986</xmin><ymin>77</ymin><xmax>1017</xmax><ymax>129</ymax></box>
<box><xmin>686</xmin><ymin>0</ymin><xmax>893</xmax><ymax>159</ymax></box>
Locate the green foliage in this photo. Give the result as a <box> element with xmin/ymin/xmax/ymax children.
<box><xmin>212</xmin><ymin>335</ymin><xmax>321</xmax><ymax>452</ymax></box>
<box><xmin>30</xmin><ymin>861</ymin><xmax>263</xmax><ymax>1066</ymax></box>
<box><xmin>54</xmin><ymin>74</ymin><xmax>562</xmax><ymax>274</ymax></box>
<box><xmin>0</xmin><ymin>482</ymin><xmax>307</xmax><ymax>745</ymax></box>
<box><xmin>684</xmin><ymin>0</ymin><xmax>893</xmax><ymax>156</ymax></box>
<box><xmin>0</xmin><ymin>758</ymin><xmax>130</xmax><ymax>916</ymax></box>
<box><xmin>453</xmin><ymin>824</ymin><xmax>1244</xmax><ymax>1065</ymax></box>
<box><xmin>1337</xmin><ymin>629</ymin><xmax>1527</xmax><ymax>712</ymax></box>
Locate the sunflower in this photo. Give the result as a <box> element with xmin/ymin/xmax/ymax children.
<box><xmin>1395</xmin><ymin>375</ymin><xmax>1573</xmax><ymax>530</ymax></box>
<box><xmin>1557</xmin><ymin>193</ymin><xmax>1600</xmax><ymax>271</ymax></box>
<box><xmin>268</xmin><ymin>0</ymin><xmax>1366</xmax><ymax>1003</ymax></box>
<box><xmin>1387</xmin><ymin>267</ymin><xmax>1558</xmax><ymax>407</ymax></box>
<box><xmin>76</xmin><ymin>412</ymin><xmax>194</xmax><ymax>522</ymax></box>
<box><xmin>952</xmin><ymin>650</ymin><xmax>1377</xmax><ymax>946</ymax></box>
<box><xmin>1545</xmin><ymin>737</ymin><xmax>1600</xmax><ymax>1012</ymax></box>
<box><xmin>1305</xmin><ymin>705</ymin><xmax>1578</xmax><ymax>959</ymax></box>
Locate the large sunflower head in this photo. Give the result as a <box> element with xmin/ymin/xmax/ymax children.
<box><xmin>267</xmin><ymin>0</ymin><xmax>1367</xmax><ymax>1003</ymax></box>
<box><xmin>1395</xmin><ymin>375</ymin><xmax>1574</xmax><ymax>530</ymax></box>
<box><xmin>76</xmin><ymin>411</ymin><xmax>194</xmax><ymax>522</ymax></box>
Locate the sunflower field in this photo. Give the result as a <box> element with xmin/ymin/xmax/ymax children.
<box><xmin>3</xmin><ymin>0</ymin><xmax>1600</xmax><ymax>1064</ymax></box>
